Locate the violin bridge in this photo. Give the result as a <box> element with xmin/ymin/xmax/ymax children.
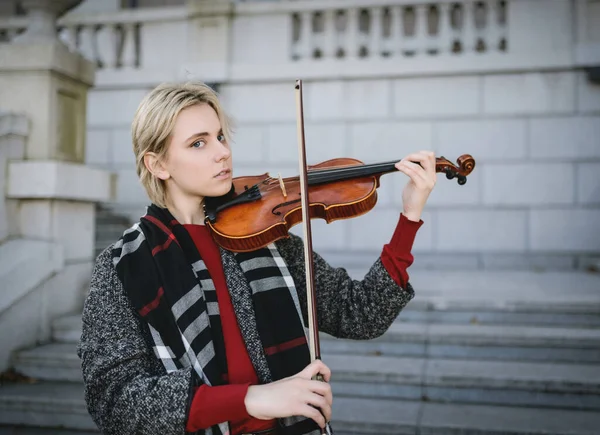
<box><xmin>278</xmin><ymin>172</ymin><xmax>288</xmax><ymax>198</ymax></box>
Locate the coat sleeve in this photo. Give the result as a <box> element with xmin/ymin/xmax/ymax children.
<box><xmin>275</xmin><ymin>234</ymin><xmax>415</xmax><ymax>340</ymax></box>
<box><xmin>77</xmin><ymin>247</ymin><xmax>196</xmax><ymax>435</ymax></box>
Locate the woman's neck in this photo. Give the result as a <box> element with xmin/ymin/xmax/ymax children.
<box><xmin>166</xmin><ymin>195</ymin><xmax>205</xmax><ymax>225</ymax></box>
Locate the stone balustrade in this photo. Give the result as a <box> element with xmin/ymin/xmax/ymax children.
<box><xmin>1</xmin><ymin>0</ymin><xmax>596</xmax><ymax>85</ymax></box>
<box><xmin>279</xmin><ymin>0</ymin><xmax>508</xmax><ymax>61</ymax></box>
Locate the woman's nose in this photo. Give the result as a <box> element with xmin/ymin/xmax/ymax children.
<box><xmin>215</xmin><ymin>140</ymin><xmax>230</xmax><ymax>161</ymax></box>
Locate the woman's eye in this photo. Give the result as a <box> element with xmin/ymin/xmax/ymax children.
<box><xmin>217</xmin><ymin>134</ymin><xmax>225</xmax><ymax>142</ymax></box>
<box><xmin>191</xmin><ymin>140</ymin><xmax>205</xmax><ymax>148</ymax></box>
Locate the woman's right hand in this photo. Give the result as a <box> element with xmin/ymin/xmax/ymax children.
<box><xmin>244</xmin><ymin>360</ymin><xmax>332</xmax><ymax>428</ymax></box>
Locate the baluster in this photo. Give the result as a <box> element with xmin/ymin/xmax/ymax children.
<box><xmin>345</xmin><ymin>8</ymin><xmax>359</xmax><ymax>59</ymax></box>
<box><xmin>414</xmin><ymin>4</ymin><xmax>428</xmax><ymax>56</ymax></box>
<box><xmin>311</xmin><ymin>12</ymin><xmax>324</xmax><ymax>58</ymax></box>
<box><xmin>484</xmin><ymin>0</ymin><xmax>498</xmax><ymax>52</ymax></box>
<box><xmin>438</xmin><ymin>3</ymin><xmax>453</xmax><ymax>54</ymax></box>
<box><xmin>369</xmin><ymin>6</ymin><xmax>384</xmax><ymax>58</ymax></box>
<box><xmin>392</xmin><ymin>5</ymin><xmax>405</xmax><ymax>57</ymax></box>
<box><xmin>462</xmin><ymin>1</ymin><xmax>476</xmax><ymax>53</ymax></box>
<box><xmin>78</xmin><ymin>25</ymin><xmax>98</xmax><ymax>65</ymax></box>
<box><xmin>58</xmin><ymin>26</ymin><xmax>76</xmax><ymax>52</ymax></box>
<box><xmin>322</xmin><ymin>9</ymin><xmax>336</xmax><ymax>59</ymax></box>
<box><xmin>497</xmin><ymin>0</ymin><xmax>508</xmax><ymax>51</ymax></box>
<box><xmin>299</xmin><ymin>11</ymin><xmax>312</xmax><ymax>60</ymax></box>
<box><xmin>290</xmin><ymin>13</ymin><xmax>301</xmax><ymax>60</ymax></box>
<box><xmin>426</xmin><ymin>5</ymin><xmax>438</xmax><ymax>54</ymax></box>
<box><xmin>96</xmin><ymin>24</ymin><xmax>118</xmax><ymax>69</ymax></box>
<box><xmin>121</xmin><ymin>23</ymin><xmax>137</xmax><ymax>68</ymax></box>
<box><xmin>386</xmin><ymin>5</ymin><xmax>400</xmax><ymax>57</ymax></box>
<box><xmin>474</xmin><ymin>1</ymin><xmax>487</xmax><ymax>52</ymax></box>
<box><xmin>401</xmin><ymin>6</ymin><xmax>416</xmax><ymax>56</ymax></box>
<box><xmin>357</xmin><ymin>9</ymin><xmax>369</xmax><ymax>57</ymax></box>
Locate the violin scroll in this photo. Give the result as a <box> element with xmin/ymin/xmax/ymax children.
<box><xmin>436</xmin><ymin>154</ymin><xmax>475</xmax><ymax>185</ymax></box>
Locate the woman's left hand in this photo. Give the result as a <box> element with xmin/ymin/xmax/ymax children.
<box><xmin>395</xmin><ymin>151</ymin><xmax>437</xmax><ymax>222</ymax></box>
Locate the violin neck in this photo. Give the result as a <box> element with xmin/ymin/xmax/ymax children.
<box><xmin>308</xmin><ymin>160</ymin><xmax>398</xmax><ymax>185</ymax></box>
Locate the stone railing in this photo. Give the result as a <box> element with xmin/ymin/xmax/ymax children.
<box><xmin>56</xmin><ymin>6</ymin><xmax>187</xmax><ymax>71</ymax></box>
<box><xmin>283</xmin><ymin>0</ymin><xmax>509</xmax><ymax>61</ymax></box>
<box><xmin>0</xmin><ymin>0</ymin><xmax>597</xmax><ymax>85</ymax></box>
<box><xmin>0</xmin><ymin>6</ymin><xmax>187</xmax><ymax>73</ymax></box>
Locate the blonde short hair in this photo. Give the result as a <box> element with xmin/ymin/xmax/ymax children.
<box><xmin>131</xmin><ymin>81</ymin><xmax>233</xmax><ymax>208</ymax></box>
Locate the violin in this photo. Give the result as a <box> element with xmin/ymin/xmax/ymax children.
<box><xmin>204</xmin><ymin>154</ymin><xmax>475</xmax><ymax>253</ymax></box>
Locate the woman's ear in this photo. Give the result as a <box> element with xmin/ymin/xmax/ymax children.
<box><xmin>144</xmin><ymin>152</ymin><xmax>170</xmax><ymax>181</ymax></box>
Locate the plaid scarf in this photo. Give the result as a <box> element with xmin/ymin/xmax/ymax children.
<box><xmin>112</xmin><ymin>204</ymin><xmax>324</xmax><ymax>435</ymax></box>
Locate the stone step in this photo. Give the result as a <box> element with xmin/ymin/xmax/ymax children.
<box><xmin>1</xmin><ymin>381</ymin><xmax>599</xmax><ymax>435</ymax></box>
<box><xmin>0</xmin><ymin>382</ymin><xmax>95</xmax><ymax>432</ymax></box>
<box><xmin>12</xmin><ymin>343</ymin><xmax>600</xmax><ymax>410</ymax></box>
<box><xmin>397</xmin><ymin>295</ymin><xmax>600</xmax><ymax>328</ymax></box>
<box><xmin>321</xmin><ymin>322</ymin><xmax>600</xmax><ymax>363</ymax></box>
<box><xmin>52</xmin><ymin>314</ymin><xmax>600</xmax><ymax>363</ymax></box>
<box><xmin>0</xmin><ymin>428</ymin><xmax>98</xmax><ymax>434</ymax></box>
<box><xmin>324</xmin><ymin>354</ymin><xmax>600</xmax><ymax>411</ymax></box>
<box><xmin>331</xmin><ymin>397</ymin><xmax>600</xmax><ymax>435</ymax></box>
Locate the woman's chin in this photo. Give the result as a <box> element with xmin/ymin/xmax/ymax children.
<box><xmin>211</xmin><ymin>180</ymin><xmax>233</xmax><ymax>197</ymax></box>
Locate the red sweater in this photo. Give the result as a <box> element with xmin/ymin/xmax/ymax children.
<box><xmin>184</xmin><ymin>213</ymin><xmax>423</xmax><ymax>434</ymax></box>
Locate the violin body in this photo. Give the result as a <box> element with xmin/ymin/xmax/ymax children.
<box><xmin>207</xmin><ymin>158</ymin><xmax>380</xmax><ymax>252</ymax></box>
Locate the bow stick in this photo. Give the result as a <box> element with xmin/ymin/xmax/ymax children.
<box><xmin>295</xmin><ymin>80</ymin><xmax>333</xmax><ymax>435</ymax></box>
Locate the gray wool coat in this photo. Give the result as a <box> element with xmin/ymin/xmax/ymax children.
<box><xmin>77</xmin><ymin>233</ymin><xmax>415</xmax><ymax>435</ymax></box>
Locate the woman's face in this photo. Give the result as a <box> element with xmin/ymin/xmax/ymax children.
<box><xmin>160</xmin><ymin>103</ymin><xmax>233</xmax><ymax>203</ymax></box>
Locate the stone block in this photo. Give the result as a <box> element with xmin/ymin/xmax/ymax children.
<box><xmin>435</xmin><ymin>119</ymin><xmax>527</xmax><ymax>161</ymax></box>
<box><xmin>436</xmin><ymin>210</ymin><xmax>528</xmax><ymax>252</ymax></box>
<box><xmin>111</xmin><ymin>127</ymin><xmax>135</xmax><ymax>165</ymax></box>
<box><xmin>87</xmin><ymin>88</ymin><xmax>151</xmax><ymax>127</ymax></box>
<box><xmin>114</xmin><ymin>168</ymin><xmax>149</xmax><ymax>205</ymax></box>
<box><xmin>85</xmin><ymin>129</ymin><xmax>111</xmax><ymax>166</ymax></box>
<box><xmin>18</xmin><ymin>201</ymin><xmax>95</xmax><ymax>262</ymax></box>
<box><xmin>349</xmin><ymin>122</ymin><xmax>433</xmax><ymax>162</ymax></box>
<box><xmin>530</xmin><ymin>116</ymin><xmax>600</xmax><ymax>159</ymax></box>
<box><xmin>483</xmin><ymin>72</ymin><xmax>576</xmax><ymax>115</ymax></box>
<box><xmin>577</xmin><ymin>163</ymin><xmax>600</xmax><ymax>205</ymax></box>
<box><xmin>578</xmin><ymin>72</ymin><xmax>600</xmax><ymax>113</ymax></box>
<box><xmin>483</xmin><ymin>163</ymin><xmax>574</xmax><ymax>205</ymax></box>
<box><xmin>304</xmin><ymin>123</ymin><xmax>347</xmax><ymax>163</ymax></box>
<box><xmin>219</xmin><ymin>83</ymin><xmax>296</xmax><ymax>123</ymax></box>
<box><xmin>309</xmin><ymin>218</ymin><xmax>348</xmax><ymax>251</ymax></box>
<box><xmin>403</xmin><ymin>170</ymin><xmax>480</xmax><ymax>207</ymax></box>
<box><xmin>530</xmin><ymin>209</ymin><xmax>600</xmax><ymax>252</ymax></box>
<box><xmin>410</xmin><ymin>253</ymin><xmax>480</xmax><ymax>270</ymax></box>
<box><xmin>231</xmin><ymin>13</ymin><xmax>289</xmax><ymax>64</ymax></box>
<box><xmin>40</xmin><ymin>262</ymin><xmax>93</xmax><ymax>340</ymax></box>
<box><xmin>482</xmin><ymin>254</ymin><xmax>575</xmax><ymax>271</ymax></box>
<box><xmin>7</xmin><ymin>161</ymin><xmax>112</xmax><ymax>203</ymax></box>
<box><xmin>265</xmin><ymin>123</ymin><xmax>347</xmax><ymax>164</ymax></box>
<box><xmin>393</xmin><ymin>76</ymin><xmax>480</xmax><ymax>118</ymax></box>
<box><xmin>231</xmin><ymin>124</ymin><xmax>266</xmax><ymax>164</ymax></box>
<box><xmin>349</xmin><ymin>209</ymin><xmax>433</xmax><ymax>252</ymax></box>
<box><xmin>266</xmin><ymin>124</ymin><xmax>296</xmax><ymax>163</ymax></box>
<box><xmin>306</xmin><ymin>80</ymin><xmax>392</xmax><ymax>121</ymax></box>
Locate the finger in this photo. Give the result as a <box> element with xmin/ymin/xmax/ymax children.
<box><xmin>306</xmin><ymin>392</ymin><xmax>332</xmax><ymax>422</ymax></box>
<box><xmin>301</xmin><ymin>360</ymin><xmax>331</xmax><ymax>382</ymax></box>
<box><xmin>403</xmin><ymin>151</ymin><xmax>436</xmax><ymax>174</ymax></box>
<box><xmin>301</xmin><ymin>404</ymin><xmax>326</xmax><ymax>428</ymax></box>
<box><xmin>307</xmin><ymin>380</ymin><xmax>333</xmax><ymax>404</ymax></box>
<box><xmin>397</xmin><ymin>161</ymin><xmax>430</xmax><ymax>186</ymax></box>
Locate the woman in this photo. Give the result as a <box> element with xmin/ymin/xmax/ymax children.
<box><xmin>77</xmin><ymin>81</ymin><xmax>436</xmax><ymax>435</ymax></box>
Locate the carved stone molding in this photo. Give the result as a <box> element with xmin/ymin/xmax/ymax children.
<box><xmin>12</xmin><ymin>0</ymin><xmax>83</xmax><ymax>42</ymax></box>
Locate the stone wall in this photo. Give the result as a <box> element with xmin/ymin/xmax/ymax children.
<box><xmin>80</xmin><ymin>0</ymin><xmax>600</xmax><ymax>271</ymax></box>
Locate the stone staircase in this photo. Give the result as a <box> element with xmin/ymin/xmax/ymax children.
<box><xmin>93</xmin><ymin>205</ymin><xmax>132</xmax><ymax>259</ymax></box>
<box><xmin>1</xmin><ymin>269</ymin><xmax>600</xmax><ymax>434</ymax></box>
